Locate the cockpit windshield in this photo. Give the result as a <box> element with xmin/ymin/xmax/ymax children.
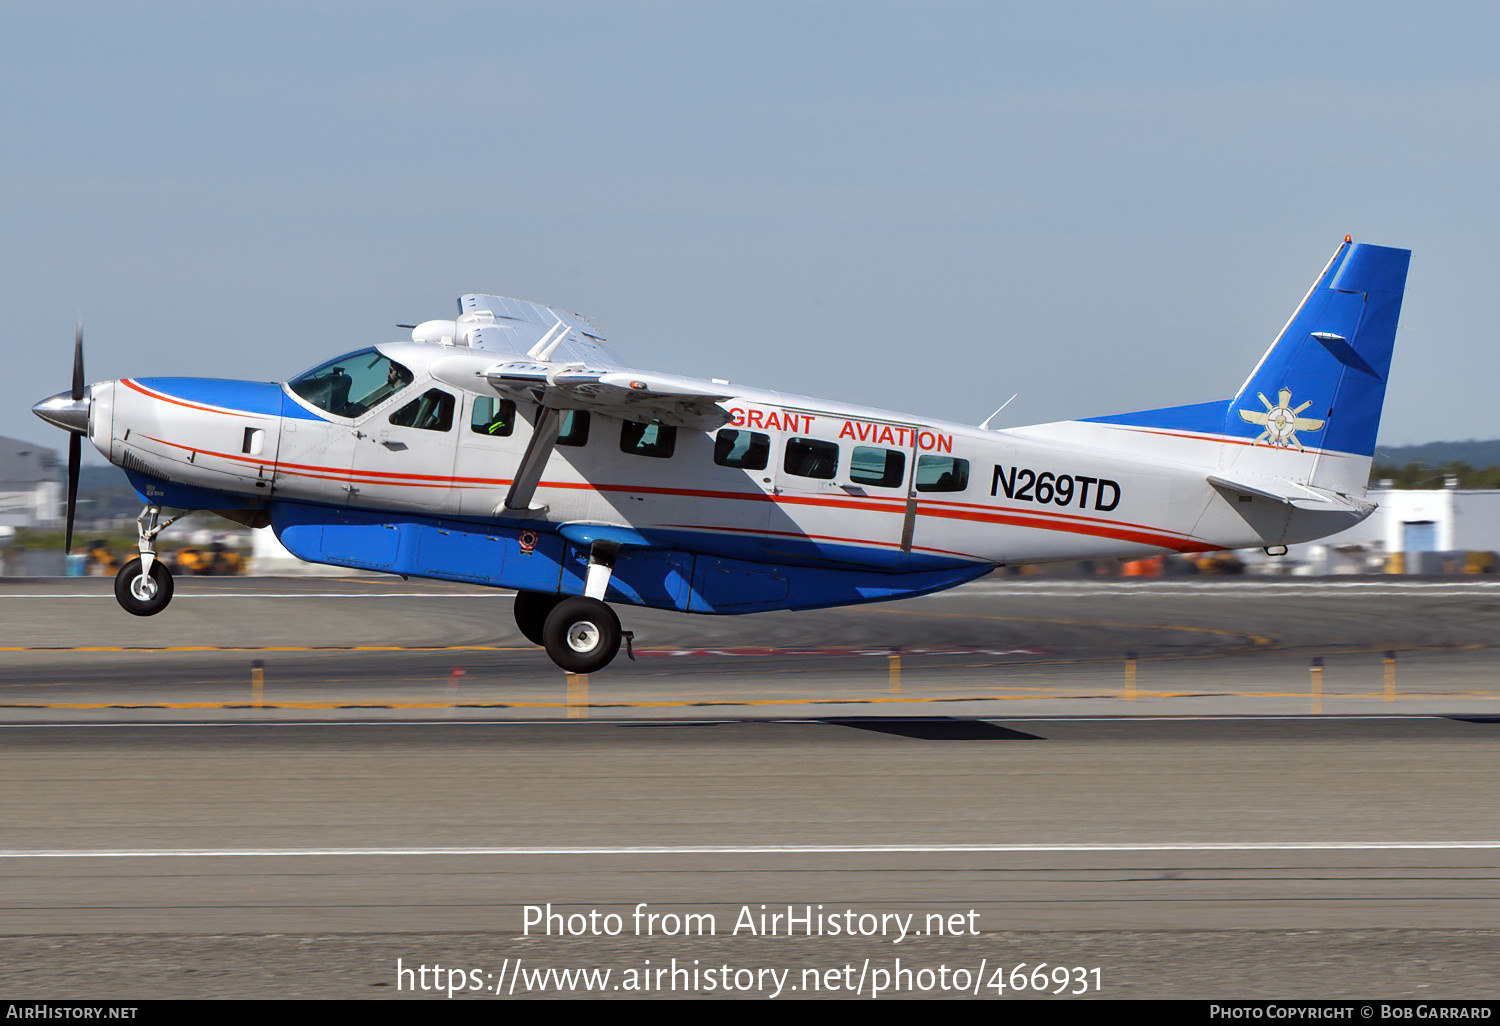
<box><xmin>288</xmin><ymin>348</ymin><xmax>414</xmax><ymax>418</ymax></box>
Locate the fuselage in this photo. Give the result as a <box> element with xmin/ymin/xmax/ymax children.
<box><xmin>77</xmin><ymin>338</ymin><xmax>1353</xmax><ymax>607</ymax></box>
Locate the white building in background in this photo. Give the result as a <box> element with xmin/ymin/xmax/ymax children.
<box><xmin>249</xmin><ymin>523</ymin><xmax>351</xmax><ymax>575</ymax></box>
<box><xmin>1269</xmin><ymin>482</ymin><xmax>1500</xmax><ymax>574</ymax></box>
<box><xmin>0</xmin><ymin>436</ymin><xmax>61</xmax><ymax>529</ymax></box>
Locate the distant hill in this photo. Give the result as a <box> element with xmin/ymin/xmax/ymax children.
<box><xmin>77</xmin><ymin>463</ymin><xmax>140</xmax><ymax>520</ymax></box>
<box><xmin>80</xmin><ymin>464</ymin><xmax>130</xmax><ymax>490</ymax></box>
<box><xmin>1375</xmin><ymin>440</ymin><xmax>1500</xmax><ymax>467</ymax></box>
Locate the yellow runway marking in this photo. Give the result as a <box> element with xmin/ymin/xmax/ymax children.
<box><xmin>8</xmin><ymin>690</ymin><xmax>1496</xmax><ymax>711</ymax></box>
<box><xmin>0</xmin><ymin>694</ymin><xmax>1184</xmax><ymax>710</ymax></box>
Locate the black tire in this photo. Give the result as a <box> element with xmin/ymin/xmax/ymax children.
<box><xmin>542</xmin><ymin>597</ymin><xmax>622</xmax><ymax>673</ymax></box>
<box><xmin>513</xmin><ymin>590</ymin><xmax>563</xmax><ymax>646</ymax></box>
<box><xmin>114</xmin><ymin>558</ymin><xmax>174</xmax><ymax>617</ymax></box>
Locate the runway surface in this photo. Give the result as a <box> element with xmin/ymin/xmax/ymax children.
<box><xmin>4</xmin><ymin>575</ymin><xmax>1500</xmax><ymax>718</ymax></box>
<box><xmin>2</xmin><ymin>575</ymin><xmax>1499</xmax><ymax>998</ymax></box>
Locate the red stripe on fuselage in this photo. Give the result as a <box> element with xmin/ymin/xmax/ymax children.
<box><xmin>123</xmin><ymin>379</ymin><xmax>273</xmax><ymax>420</ymax></box>
<box><xmin>1097</xmin><ymin>421</ymin><xmax>1343</xmax><ymax>456</ymax></box>
<box><xmin>133</xmin><ymin>435</ymin><xmax>1213</xmax><ymax>552</ymax></box>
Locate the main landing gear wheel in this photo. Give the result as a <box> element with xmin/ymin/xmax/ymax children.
<box><xmin>513</xmin><ymin>591</ymin><xmax>563</xmax><ymax>646</ymax></box>
<box><xmin>542</xmin><ymin>597</ymin><xmax>621</xmax><ymax>674</ymax></box>
<box><xmin>114</xmin><ymin>558</ymin><xmax>174</xmax><ymax>616</ymax></box>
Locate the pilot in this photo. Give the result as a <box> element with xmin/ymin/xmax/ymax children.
<box><xmin>372</xmin><ymin>362</ymin><xmax>413</xmax><ymax>406</ymax></box>
<box><xmin>348</xmin><ymin>362</ymin><xmax>412</xmax><ymax>415</ymax></box>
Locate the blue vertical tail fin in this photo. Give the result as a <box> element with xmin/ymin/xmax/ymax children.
<box><xmin>1230</xmin><ymin>238</ymin><xmax>1409</xmax><ymax>459</ymax></box>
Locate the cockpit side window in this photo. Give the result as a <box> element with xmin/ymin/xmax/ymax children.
<box><xmin>389</xmin><ymin>389</ymin><xmax>455</xmax><ymax>432</ymax></box>
<box><xmin>289</xmin><ymin>348</ymin><xmax>414</xmax><ymax>418</ymax></box>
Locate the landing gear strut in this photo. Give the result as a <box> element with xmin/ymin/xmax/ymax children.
<box><xmin>113</xmin><ymin>505</ymin><xmax>184</xmax><ymax>617</ymax></box>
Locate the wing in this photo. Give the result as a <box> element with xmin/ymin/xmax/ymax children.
<box><xmin>483</xmin><ymin>363</ymin><xmax>733</xmax><ymax>430</ymax></box>
<box><xmin>456</xmin><ymin>295</ymin><xmax>732</xmax><ymax>429</ymax></box>
<box><xmin>459</xmin><ymin>294</ymin><xmax>628</xmax><ymax>369</ymax></box>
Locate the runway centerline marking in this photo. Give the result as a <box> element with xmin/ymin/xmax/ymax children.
<box><xmin>3</xmin><ymin>841</ymin><xmax>1499</xmax><ymax>858</ymax></box>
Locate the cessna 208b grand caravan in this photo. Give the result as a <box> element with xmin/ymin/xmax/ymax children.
<box><xmin>33</xmin><ymin>238</ymin><xmax>1408</xmax><ymax>672</ymax></box>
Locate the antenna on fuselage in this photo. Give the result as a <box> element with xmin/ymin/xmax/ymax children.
<box><xmin>979</xmin><ymin>394</ymin><xmax>1018</xmax><ymax>431</ymax></box>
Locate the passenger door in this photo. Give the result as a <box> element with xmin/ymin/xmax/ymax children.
<box><xmin>454</xmin><ymin>394</ymin><xmax>526</xmax><ymax>517</ymax></box>
<box><xmin>349</xmin><ymin>386</ymin><xmax>458</xmax><ymax>512</ymax></box>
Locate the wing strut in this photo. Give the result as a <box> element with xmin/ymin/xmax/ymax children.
<box><xmin>504</xmin><ymin>407</ymin><xmax>561</xmax><ymax>513</ymax></box>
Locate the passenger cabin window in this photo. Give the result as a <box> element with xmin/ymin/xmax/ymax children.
<box><xmin>288</xmin><ymin>348</ymin><xmax>413</xmax><ymax>418</ymax></box>
<box><xmin>714</xmin><ymin>429</ymin><xmax>769</xmax><ymax>470</ymax></box>
<box><xmin>620</xmin><ymin>421</ymin><xmax>677</xmax><ymax>458</ymax></box>
<box><xmin>915</xmin><ymin>455</ymin><xmax>969</xmax><ymax>492</ymax></box>
<box><xmin>850</xmin><ymin>445</ymin><xmax>906</xmax><ymax>488</ymax></box>
<box><xmin>471</xmin><ymin>396</ymin><xmax>516</xmax><ymax>437</ymax></box>
<box><xmin>389</xmin><ymin>389</ymin><xmax>455</xmax><ymax>432</ymax></box>
<box><xmin>784</xmin><ymin>437</ymin><xmax>838</xmax><ymax>480</ymax></box>
<box><xmin>557</xmin><ymin>410</ymin><xmax>590</xmax><ymax>446</ymax></box>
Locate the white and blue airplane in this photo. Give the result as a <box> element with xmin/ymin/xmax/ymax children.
<box><xmin>33</xmin><ymin>238</ymin><xmax>1409</xmax><ymax>672</ymax></box>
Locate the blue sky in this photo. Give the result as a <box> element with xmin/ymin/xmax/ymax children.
<box><xmin>5</xmin><ymin>1</ymin><xmax>1498</xmax><ymax>458</ymax></box>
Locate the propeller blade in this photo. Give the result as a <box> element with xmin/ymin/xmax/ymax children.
<box><xmin>65</xmin><ymin>433</ymin><xmax>80</xmax><ymax>555</ymax></box>
<box><xmin>72</xmin><ymin>319</ymin><xmax>85</xmax><ymax>402</ymax></box>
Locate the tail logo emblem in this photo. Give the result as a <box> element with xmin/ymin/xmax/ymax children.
<box><xmin>1239</xmin><ymin>389</ymin><xmax>1326</xmax><ymax>449</ymax></box>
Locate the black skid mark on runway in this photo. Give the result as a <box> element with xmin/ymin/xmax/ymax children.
<box><xmin>818</xmin><ymin>717</ymin><xmax>1045</xmax><ymax>741</ymax></box>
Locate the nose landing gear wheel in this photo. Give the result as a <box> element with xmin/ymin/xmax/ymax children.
<box><xmin>513</xmin><ymin>591</ymin><xmax>564</xmax><ymax>647</ymax></box>
<box><xmin>114</xmin><ymin>558</ymin><xmax>174</xmax><ymax>616</ymax></box>
<box><xmin>542</xmin><ymin>597</ymin><xmax>621</xmax><ymax>673</ymax></box>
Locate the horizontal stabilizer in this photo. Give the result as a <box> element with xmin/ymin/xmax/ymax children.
<box><xmin>1207</xmin><ymin>473</ymin><xmax>1376</xmax><ymax>516</ymax></box>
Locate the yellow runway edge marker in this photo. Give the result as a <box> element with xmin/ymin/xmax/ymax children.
<box><xmin>567</xmin><ymin>673</ymin><xmax>589</xmax><ymax>719</ymax></box>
